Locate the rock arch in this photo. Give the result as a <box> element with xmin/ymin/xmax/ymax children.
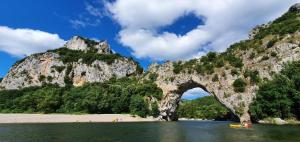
<box><xmin>159</xmin><ymin>80</ymin><xmax>213</xmax><ymax>121</ymax></box>
<box><xmin>147</xmin><ymin>62</ymin><xmax>257</xmax><ymax>123</ymax></box>
<box><xmin>156</xmin><ymin>75</ymin><xmax>251</xmax><ymax>122</ymax></box>
<box><xmin>146</xmin><ymin>30</ymin><xmax>300</xmax><ymax>123</ymax></box>
<box><xmin>145</xmin><ymin>5</ymin><xmax>300</xmax><ymax>123</ymax></box>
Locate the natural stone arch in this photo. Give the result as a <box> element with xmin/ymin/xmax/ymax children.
<box><xmin>146</xmin><ymin>30</ymin><xmax>300</xmax><ymax>123</ymax></box>
<box><xmin>156</xmin><ymin>76</ymin><xmax>248</xmax><ymax>122</ymax></box>
<box><xmin>147</xmin><ymin>62</ymin><xmax>255</xmax><ymax>123</ymax></box>
<box><xmin>158</xmin><ymin>80</ymin><xmax>214</xmax><ymax>121</ymax></box>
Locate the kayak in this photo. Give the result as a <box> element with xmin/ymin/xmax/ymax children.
<box><xmin>229</xmin><ymin>124</ymin><xmax>242</xmax><ymax>128</ymax></box>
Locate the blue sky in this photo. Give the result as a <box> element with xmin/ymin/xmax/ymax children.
<box><xmin>0</xmin><ymin>0</ymin><xmax>209</xmax><ymax>77</ymax></box>
<box><xmin>181</xmin><ymin>88</ymin><xmax>210</xmax><ymax>100</ymax></box>
<box><xmin>0</xmin><ymin>0</ymin><xmax>133</xmax><ymax>77</ymax></box>
<box><xmin>0</xmin><ymin>0</ymin><xmax>298</xmax><ymax>101</ymax></box>
<box><xmin>0</xmin><ymin>0</ymin><xmax>298</xmax><ymax>77</ymax></box>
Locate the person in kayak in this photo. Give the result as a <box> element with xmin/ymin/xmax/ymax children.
<box><xmin>242</xmin><ymin>121</ymin><xmax>252</xmax><ymax>128</ymax></box>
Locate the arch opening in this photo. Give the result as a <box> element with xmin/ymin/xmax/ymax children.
<box><xmin>181</xmin><ymin>87</ymin><xmax>210</xmax><ymax>100</ymax></box>
<box><xmin>159</xmin><ymin>80</ymin><xmax>238</xmax><ymax>121</ymax></box>
<box><xmin>177</xmin><ymin>87</ymin><xmax>234</xmax><ymax>121</ymax></box>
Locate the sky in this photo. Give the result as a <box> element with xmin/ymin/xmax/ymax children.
<box><xmin>181</xmin><ymin>88</ymin><xmax>210</xmax><ymax>100</ymax></box>
<box><xmin>0</xmin><ymin>0</ymin><xmax>299</xmax><ymax>99</ymax></box>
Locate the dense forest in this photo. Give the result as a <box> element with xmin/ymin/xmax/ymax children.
<box><xmin>177</xmin><ymin>96</ymin><xmax>231</xmax><ymax>120</ymax></box>
<box><xmin>250</xmin><ymin>61</ymin><xmax>300</xmax><ymax>121</ymax></box>
<box><xmin>0</xmin><ymin>77</ymin><xmax>162</xmax><ymax>118</ymax></box>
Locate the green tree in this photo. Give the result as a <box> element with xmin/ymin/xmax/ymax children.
<box><xmin>129</xmin><ymin>95</ymin><xmax>149</xmax><ymax>118</ymax></box>
<box><xmin>177</xmin><ymin>96</ymin><xmax>231</xmax><ymax>120</ymax></box>
<box><xmin>233</xmin><ymin>78</ymin><xmax>247</xmax><ymax>92</ymax></box>
<box><xmin>250</xmin><ymin>61</ymin><xmax>300</xmax><ymax>121</ymax></box>
<box><xmin>0</xmin><ymin>76</ymin><xmax>162</xmax><ymax>118</ymax></box>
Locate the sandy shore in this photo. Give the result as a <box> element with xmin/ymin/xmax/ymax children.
<box><xmin>0</xmin><ymin>114</ymin><xmax>159</xmax><ymax>124</ymax></box>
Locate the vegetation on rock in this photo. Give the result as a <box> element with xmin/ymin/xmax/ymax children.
<box><xmin>172</xmin><ymin>52</ymin><xmax>243</xmax><ymax>75</ymax></box>
<box><xmin>48</xmin><ymin>48</ymin><xmax>123</xmax><ymax>65</ymax></box>
<box><xmin>52</xmin><ymin>66</ymin><xmax>66</xmax><ymax>73</ymax></box>
<box><xmin>250</xmin><ymin>61</ymin><xmax>300</xmax><ymax>121</ymax></box>
<box><xmin>233</xmin><ymin>78</ymin><xmax>247</xmax><ymax>93</ymax></box>
<box><xmin>244</xmin><ymin>69</ymin><xmax>261</xmax><ymax>84</ymax></box>
<box><xmin>254</xmin><ymin>7</ymin><xmax>300</xmax><ymax>39</ymax></box>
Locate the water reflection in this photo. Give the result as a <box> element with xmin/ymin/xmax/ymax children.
<box><xmin>157</xmin><ymin>122</ymin><xmax>185</xmax><ymax>142</ymax></box>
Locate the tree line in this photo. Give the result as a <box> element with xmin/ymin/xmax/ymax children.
<box><xmin>0</xmin><ymin>77</ymin><xmax>162</xmax><ymax>118</ymax></box>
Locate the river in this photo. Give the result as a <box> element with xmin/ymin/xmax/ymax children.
<box><xmin>0</xmin><ymin>121</ymin><xmax>299</xmax><ymax>142</ymax></box>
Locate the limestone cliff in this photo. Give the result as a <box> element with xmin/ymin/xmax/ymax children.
<box><xmin>146</xmin><ymin>4</ymin><xmax>300</xmax><ymax>122</ymax></box>
<box><xmin>0</xmin><ymin>36</ymin><xmax>140</xmax><ymax>90</ymax></box>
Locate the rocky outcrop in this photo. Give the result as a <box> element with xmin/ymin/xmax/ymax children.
<box><xmin>146</xmin><ymin>4</ymin><xmax>300</xmax><ymax>122</ymax></box>
<box><xmin>65</xmin><ymin>36</ymin><xmax>113</xmax><ymax>54</ymax></box>
<box><xmin>289</xmin><ymin>3</ymin><xmax>300</xmax><ymax>12</ymax></box>
<box><xmin>0</xmin><ymin>36</ymin><xmax>139</xmax><ymax>90</ymax></box>
<box><xmin>258</xmin><ymin>118</ymin><xmax>287</xmax><ymax>125</ymax></box>
<box><xmin>147</xmin><ymin>38</ymin><xmax>300</xmax><ymax>122</ymax></box>
<box><xmin>249</xmin><ymin>24</ymin><xmax>270</xmax><ymax>40</ymax></box>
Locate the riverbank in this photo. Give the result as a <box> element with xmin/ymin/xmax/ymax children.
<box><xmin>178</xmin><ymin>118</ymin><xmax>214</xmax><ymax>121</ymax></box>
<box><xmin>0</xmin><ymin>114</ymin><xmax>159</xmax><ymax>123</ymax></box>
<box><xmin>258</xmin><ymin>118</ymin><xmax>300</xmax><ymax>125</ymax></box>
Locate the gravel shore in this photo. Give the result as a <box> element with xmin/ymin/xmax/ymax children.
<box><xmin>0</xmin><ymin>114</ymin><xmax>159</xmax><ymax>123</ymax></box>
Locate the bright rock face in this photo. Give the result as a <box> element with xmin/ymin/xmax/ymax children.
<box><xmin>148</xmin><ymin>37</ymin><xmax>300</xmax><ymax>122</ymax></box>
<box><xmin>0</xmin><ymin>36</ymin><xmax>138</xmax><ymax>90</ymax></box>
<box><xmin>0</xmin><ymin>3</ymin><xmax>299</xmax><ymax>123</ymax></box>
<box><xmin>65</xmin><ymin>36</ymin><xmax>113</xmax><ymax>54</ymax></box>
<box><xmin>148</xmin><ymin>38</ymin><xmax>300</xmax><ymax>122</ymax></box>
<box><xmin>146</xmin><ymin>3</ymin><xmax>300</xmax><ymax>122</ymax></box>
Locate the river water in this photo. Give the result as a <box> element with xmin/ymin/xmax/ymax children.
<box><xmin>0</xmin><ymin>121</ymin><xmax>299</xmax><ymax>142</ymax></box>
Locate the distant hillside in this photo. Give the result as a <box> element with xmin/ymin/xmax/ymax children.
<box><xmin>177</xmin><ymin>96</ymin><xmax>231</xmax><ymax>120</ymax></box>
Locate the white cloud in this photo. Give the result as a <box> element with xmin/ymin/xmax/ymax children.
<box><xmin>70</xmin><ymin>19</ymin><xmax>87</xmax><ymax>29</ymax></box>
<box><xmin>70</xmin><ymin>18</ymin><xmax>101</xmax><ymax>29</ymax></box>
<box><xmin>70</xmin><ymin>1</ymin><xmax>104</xmax><ymax>29</ymax></box>
<box><xmin>182</xmin><ymin>87</ymin><xmax>210</xmax><ymax>100</ymax></box>
<box><xmin>85</xmin><ymin>2</ymin><xmax>103</xmax><ymax>17</ymax></box>
<box><xmin>0</xmin><ymin>26</ymin><xmax>66</xmax><ymax>57</ymax></box>
<box><xmin>106</xmin><ymin>0</ymin><xmax>299</xmax><ymax>61</ymax></box>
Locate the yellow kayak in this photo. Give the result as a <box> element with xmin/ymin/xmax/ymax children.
<box><xmin>229</xmin><ymin>124</ymin><xmax>242</xmax><ymax>128</ymax></box>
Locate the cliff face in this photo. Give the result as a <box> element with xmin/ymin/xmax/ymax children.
<box><xmin>146</xmin><ymin>4</ymin><xmax>300</xmax><ymax>122</ymax></box>
<box><xmin>0</xmin><ymin>3</ymin><xmax>299</xmax><ymax>123</ymax></box>
<box><xmin>0</xmin><ymin>36</ymin><xmax>139</xmax><ymax>90</ymax></box>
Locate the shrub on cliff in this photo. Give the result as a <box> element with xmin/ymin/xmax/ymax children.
<box><xmin>254</xmin><ymin>9</ymin><xmax>300</xmax><ymax>39</ymax></box>
<box><xmin>49</xmin><ymin>48</ymin><xmax>122</xmax><ymax>65</ymax></box>
<box><xmin>244</xmin><ymin>69</ymin><xmax>261</xmax><ymax>84</ymax></box>
<box><xmin>224</xmin><ymin>54</ymin><xmax>244</xmax><ymax>68</ymax></box>
<box><xmin>233</xmin><ymin>78</ymin><xmax>247</xmax><ymax>92</ymax></box>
